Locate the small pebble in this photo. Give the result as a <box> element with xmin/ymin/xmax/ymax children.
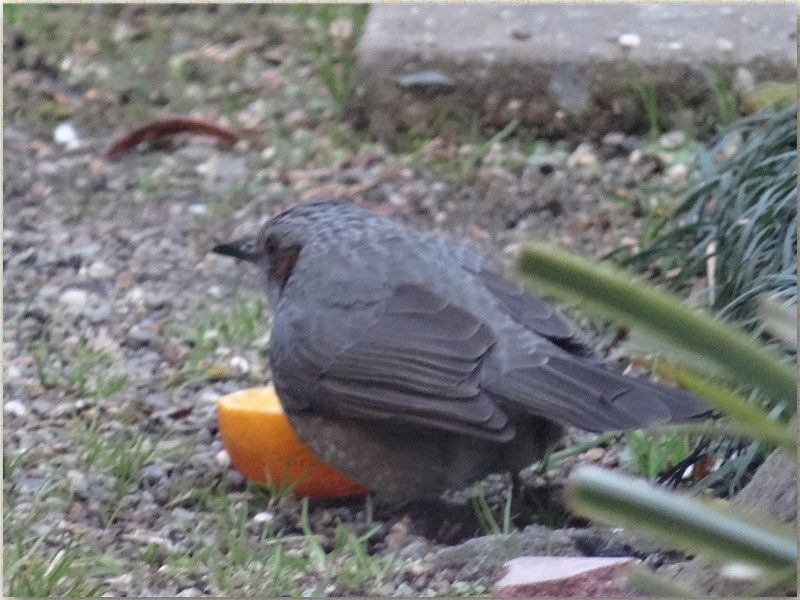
<box><xmin>230</xmin><ymin>355</ymin><xmax>249</xmax><ymax>374</ymax></box>
<box><xmin>567</xmin><ymin>143</ymin><xmax>598</xmax><ymax>169</ymax></box>
<box><xmin>261</xmin><ymin>147</ymin><xmax>276</xmax><ymax>162</ymax></box>
<box><xmin>53</xmin><ymin>122</ymin><xmax>79</xmax><ymax>147</ymax></box>
<box><xmin>582</xmin><ymin>447</ymin><xmax>606</xmax><ymax>462</ymax></box>
<box><xmin>107</xmin><ymin>573</ymin><xmax>134</xmax><ymax>588</ymax></box>
<box><xmin>126</xmin><ymin>287</ymin><xmax>145</xmax><ymax>306</ymax></box>
<box><xmin>716</xmin><ymin>38</ymin><xmax>734</xmax><ymax>52</ymax></box>
<box><xmin>601</xmin><ymin>132</ymin><xmax>628</xmax><ymax>149</ymax></box>
<box><xmin>66</xmin><ymin>469</ymin><xmax>91</xmax><ymax>498</ymax></box>
<box><xmin>733</xmin><ymin>67</ymin><xmax>755</xmax><ymax>93</ymax></box>
<box><xmin>87</xmin><ymin>261</ymin><xmax>114</xmax><ymax>279</ymax></box>
<box><xmin>5</xmin><ymin>364</ymin><xmax>23</xmax><ymax>383</ymax></box>
<box><xmin>127</xmin><ymin>323</ymin><xmax>152</xmax><ymax>348</ymax></box>
<box><xmin>177</xmin><ymin>588</ymin><xmax>202</xmax><ymax>597</ymax></box>
<box><xmin>5</xmin><ymin>400</ymin><xmax>28</xmax><ymax>417</ymax></box>
<box><xmin>376</xmin><ymin>583</ymin><xmax>396</xmax><ymax>596</ymax></box>
<box><xmin>659</xmin><ymin>130</ymin><xmax>686</xmax><ymax>149</ymax></box>
<box><xmin>58</xmin><ymin>288</ymin><xmax>89</xmax><ymax>315</ymax></box>
<box><xmin>198</xmin><ymin>388</ymin><xmax>219</xmax><ymax>404</ymax></box>
<box><xmin>398</xmin><ymin>539</ymin><xmax>431</xmax><ymax>561</ymax></box>
<box><xmin>617</xmin><ymin>33</ymin><xmax>641</xmax><ymax>48</ymax></box>
<box><xmin>667</xmin><ymin>163</ymin><xmax>688</xmax><ymax>185</ymax></box>
<box><xmin>253</xmin><ymin>510</ymin><xmax>274</xmax><ymax>524</ymax></box>
<box><xmin>85</xmin><ymin>304</ymin><xmax>111</xmax><ymax>325</ymax></box>
<box><xmin>139</xmin><ymin>463</ymin><xmax>166</xmax><ymax>486</ymax></box>
<box><xmin>395</xmin><ymin>582</ymin><xmax>415</xmax><ymax>596</ymax></box>
<box><xmin>284</xmin><ymin>109</ymin><xmax>312</xmax><ymax>128</ymax></box>
<box><xmin>215</xmin><ymin>449</ymin><xmax>231</xmax><ymax>468</ymax></box>
<box><xmin>510</xmin><ymin>27</ymin><xmax>531</xmax><ymax>41</ymax></box>
<box><xmin>328</xmin><ymin>17</ymin><xmax>353</xmax><ymax>40</ymax></box>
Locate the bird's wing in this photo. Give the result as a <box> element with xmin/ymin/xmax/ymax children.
<box><xmin>274</xmin><ymin>283</ymin><xmax>514</xmax><ymax>442</ymax></box>
<box><xmin>470</xmin><ymin>266</ymin><xmax>707</xmax><ymax>431</ymax></box>
<box><xmin>476</xmin><ymin>267</ymin><xmax>593</xmax><ymax>355</ymax></box>
<box><xmin>454</xmin><ymin>251</ymin><xmax>707</xmax><ymax>430</ymax></box>
<box><xmin>484</xmin><ymin>349</ymin><xmax>708</xmax><ymax>432</ymax></box>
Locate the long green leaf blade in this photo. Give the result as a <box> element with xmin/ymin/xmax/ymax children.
<box><xmin>516</xmin><ymin>244</ymin><xmax>795</xmax><ymax>405</ymax></box>
<box><xmin>567</xmin><ymin>465</ymin><xmax>796</xmax><ymax>570</ymax></box>
<box><xmin>655</xmin><ymin>363</ymin><xmax>795</xmax><ymax>452</ymax></box>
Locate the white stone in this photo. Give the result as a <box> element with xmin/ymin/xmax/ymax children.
<box><xmin>567</xmin><ymin>143</ymin><xmax>598</xmax><ymax>169</ymax></box>
<box><xmin>6</xmin><ymin>364</ymin><xmax>23</xmax><ymax>382</ymax></box>
<box><xmin>253</xmin><ymin>511</ymin><xmax>275</xmax><ymax>524</ymax></box>
<box><xmin>230</xmin><ymin>355</ymin><xmax>250</xmax><ymax>374</ymax></box>
<box><xmin>58</xmin><ymin>288</ymin><xmax>89</xmax><ymax>315</ymax></box>
<box><xmin>188</xmin><ymin>203</ymin><xmax>208</xmax><ymax>215</ymax></box>
<box><xmin>87</xmin><ymin>261</ymin><xmax>114</xmax><ymax>279</ymax></box>
<box><xmin>54</xmin><ymin>122</ymin><xmax>79</xmax><ymax>147</ymax></box>
<box><xmin>5</xmin><ymin>400</ymin><xmax>28</xmax><ymax>417</ymax></box>
<box><xmin>494</xmin><ymin>556</ymin><xmax>639</xmax><ymax>596</ymax></box>
<box><xmin>199</xmin><ymin>388</ymin><xmax>219</xmax><ymax>404</ymax></box>
<box><xmin>667</xmin><ymin>163</ymin><xmax>688</xmax><ymax>185</ymax></box>
<box><xmin>659</xmin><ymin>130</ymin><xmax>686</xmax><ymax>149</ymax></box>
<box><xmin>126</xmin><ymin>287</ymin><xmax>145</xmax><ymax>305</ymax></box>
<box><xmin>215</xmin><ymin>449</ymin><xmax>231</xmax><ymax>468</ymax></box>
<box><xmin>177</xmin><ymin>588</ymin><xmax>202</xmax><ymax>597</ymax></box>
<box><xmin>261</xmin><ymin>147</ymin><xmax>276</xmax><ymax>162</ymax></box>
<box><xmin>617</xmin><ymin>33</ymin><xmax>641</xmax><ymax>48</ymax></box>
<box><xmin>717</xmin><ymin>38</ymin><xmax>735</xmax><ymax>52</ymax></box>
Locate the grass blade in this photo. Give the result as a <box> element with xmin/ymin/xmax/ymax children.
<box><xmin>566</xmin><ymin>465</ymin><xmax>796</xmax><ymax>571</ymax></box>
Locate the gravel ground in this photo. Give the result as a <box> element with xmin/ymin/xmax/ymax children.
<box><xmin>4</xmin><ymin>6</ymin><xmax>699</xmax><ymax>596</ymax></box>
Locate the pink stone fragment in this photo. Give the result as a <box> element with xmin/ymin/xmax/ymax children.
<box><xmin>493</xmin><ymin>555</ymin><xmax>640</xmax><ymax>597</ymax></box>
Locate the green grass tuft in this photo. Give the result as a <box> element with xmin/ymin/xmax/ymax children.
<box><xmin>284</xmin><ymin>4</ymin><xmax>370</xmax><ymax>118</ymax></box>
<box><xmin>619</xmin><ymin>430</ymin><xmax>690</xmax><ymax>479</ymax></box>
<box><xmin>621</xmin><ymin>105</ymin><xmax>797</xmax><ymax>327</ymax></box>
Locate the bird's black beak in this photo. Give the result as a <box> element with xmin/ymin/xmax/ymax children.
<box><xmin>212</xmin><ymin>236</ymin><xmax>260</xmax><ymax>263</ymax></box>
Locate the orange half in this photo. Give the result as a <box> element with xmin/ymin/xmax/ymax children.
<box><xmin>216</xmin><ymin>385</ymin><xmax>367</xmax><ymax>499</ymax></box>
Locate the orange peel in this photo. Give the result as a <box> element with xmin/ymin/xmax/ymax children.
<box><xmin>216</xmin><ymin>385</ymin><xmax>367</xmax><ymax>499</ymax></box>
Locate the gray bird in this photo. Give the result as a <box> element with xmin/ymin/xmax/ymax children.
<box><xmin>213</xmin><ymin>199</ymin><xmax>706</xmax><ymax>502</ymax></box>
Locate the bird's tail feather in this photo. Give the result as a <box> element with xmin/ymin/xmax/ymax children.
<box><xmin>489</xmin><ymin>355</ymin><xmax>710</xmax><ymax>433</ymax></box>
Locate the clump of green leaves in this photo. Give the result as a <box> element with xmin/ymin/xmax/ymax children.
<box><xmin>619</xmin><ymin>430</ymin><xmax>690</xmax><ymax>479</ymax></box>
<box><xmin>517</xmin><ymin>244</ymin><xmax>796</xmax><ymax>595</ymax></box>
<box><xmin>623</xmin><ymin>105</ymin><xmax>797</xmax><ymax>327</ymax></box>
<box><xmin>5</xmin><ymin>536</ymin><xmax>105</xmax><ymax>597</ymax></box>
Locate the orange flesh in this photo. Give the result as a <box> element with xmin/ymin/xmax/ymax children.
<box><xmin>216</xmin><ymin>386</ymin><xmax>367</xmax><ymax>499</ymax></box>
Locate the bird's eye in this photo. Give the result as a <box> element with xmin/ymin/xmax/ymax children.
<box><xmin>264</xmin><ymin>237</ymin><xmax>278</xmax><ymax>256</ymax></box>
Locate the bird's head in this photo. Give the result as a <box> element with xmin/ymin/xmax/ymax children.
<box><xmin>212</xmin><ymin>215</ymin><xmax>304</xmax><ymax>302</ymax></box>
<box><xmin>213</xmin><ymin>199</ymin><xmax>382</xmax><ymax>301</ymax></box>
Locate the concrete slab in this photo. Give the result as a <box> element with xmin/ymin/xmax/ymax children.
<box><xmin>351</xmin><ymin>4</ymin><xmax>797</xmax><ymax>140</ymax></box>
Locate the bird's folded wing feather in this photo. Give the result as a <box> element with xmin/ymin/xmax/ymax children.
<box><xmin>475</xmin><ymin>267</ymin><xmax>592</xmax><ymax>355</ymax></box>
<box><xmin>284</xmin><ymin>283</ymin><xmax>515</xmax><ymax>441</ymax></box>
<box><xmin>485</xmin><ymin>352</ymin><xmax>708</xmax><ymax>432</ymax></box>
<box><xmin>274</xmin><ymin>279</ymin><xmax>706</xmax><ymax>440</ymax></box>
<box><xmin>468</xmin><ymin>264</ymin><xmax>707</xmax><ymax>430</ymax></box>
